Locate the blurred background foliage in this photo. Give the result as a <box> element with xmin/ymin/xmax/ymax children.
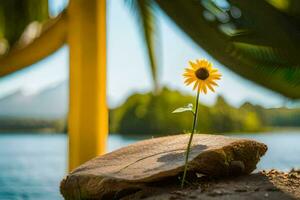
<box><xmin>109</xmin><ymin>88</ymin><xmax>300</xmax><ymax>135</ymax></box>
<box><xmin>0</xmin><ymin>0</ymin><xmax>299</xmax><ymax>135</ymax></box>
<box><xmin>1</xmin><ymin>87</ymin><xmax>299</xmax><ymax>134</ymax></box>
<box><xmin>0</xmin><ymin>117</ymin><xmax>66</xmax><ymax>133</ymax></box>
<box><xmin>1</xmin><ymin>0</ymin><xmax>299</xmax><ymax>98</ymax></box>
<box><xmin>130</xmin><ymin>0</ymin><xmax>300</xmax><ymax>97</ymax></box>
<box><xmin>0</xmin><ymin>0</ymin><xmax>48</xmax><ymax>55</ymax></box>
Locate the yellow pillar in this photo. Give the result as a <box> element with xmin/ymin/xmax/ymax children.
<box><xmin>67</xmin><ymin>0</ymin><xmax>107</xmax><ymax>171</ymax></box>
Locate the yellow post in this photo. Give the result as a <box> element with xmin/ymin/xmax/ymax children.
<box><xmin>67</xmin><ymin>0</ymin><xmax>107</xmax><ymax>171</ymax></box>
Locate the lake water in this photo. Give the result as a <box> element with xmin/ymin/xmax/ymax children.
<box><xmin>0</xmin><ymin>132</ymin><xmax>300</xmax><ymax>200</ymax></box>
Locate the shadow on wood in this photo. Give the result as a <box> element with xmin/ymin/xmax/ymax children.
<box><xmin>60</xmin><ymin>134</ymin><xmax>268</xmax><ymax>199</ymax></box>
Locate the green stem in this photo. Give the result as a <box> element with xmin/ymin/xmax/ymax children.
<box><xmin>181</xmin><ymin>89</ymin><xmax>200</xmax><ymax>188</ymax></box>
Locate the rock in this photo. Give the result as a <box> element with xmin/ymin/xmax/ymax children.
<box><xmin>60</xmin><ymin>134</ymin><xmax>267</xmax><ymax>200</ymax></box>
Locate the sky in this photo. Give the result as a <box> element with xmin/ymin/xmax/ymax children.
<box><xmin>0</xmin><ymin>0</ymin><xmax>290</xmax><ymax>108</ymax></box>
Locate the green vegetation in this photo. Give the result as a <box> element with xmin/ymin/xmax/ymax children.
<box><xmin>110</xmin><ymin>88</ymin><xmax>300</xmax><ymax>135</ymax></box>
<box><xmin>0</xmin><ymin>1</ymin><xmax>48</xmax><ymax>46</ymax></box>
<box><xmin>0</xmin><ymin>117</ymin><xmax>66</xmax><ymax>133</ymax></box>
<box><xmin>131</xmin><ymin>0</ymin><xmax>300</xmax><ymax>98</ymax></box>
<box><xmin>0</xmin><ymin>87</ymin><xmax>299</xmax><ymax>134</ymax></box>
<box><xmin>0</xmin><ymin>0</ymin><xmax>48</xmax><ymax>53</ymax></box>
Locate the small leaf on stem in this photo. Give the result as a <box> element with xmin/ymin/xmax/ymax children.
<box><xmin>172</xmin><ymin>103</ymin><xmax>194</xmax><ymax>114</ymax></box>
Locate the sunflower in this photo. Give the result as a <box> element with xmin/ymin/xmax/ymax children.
<box><xmin>183</xmin><ymin>59</ymin><xmax>221</xmax><ymax>94</ymax></box>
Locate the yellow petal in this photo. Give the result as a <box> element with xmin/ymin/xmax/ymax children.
<box><xmin>211</xmin><ymin>69</ymin><xmax>218</xmax><ymax>73</ymax></box>
<box><xmin>189</xmin><ymin>61</ymin><xmax>198</xmax><ymax>69</ymax></box>
<box><xmin>208</xmin><ymin>80</ymin><xmax>218</xmax><ymax>86</ymax></box>
<box><xmin>207</xmin><ymin>83</ymin><xmax>215</xmax><ymax>92</ymax></box>
<box><xmin>211</xmin><ymin>73</ymin><xmax>222</xmax><ymax>77</ymax></box>
<box><xmin>212</xmin><ymin>76</ymin><xmax>221</xmax><ymax>80</ymax></box>
<box><xmin>198</xmin><ymin>82</ymin><xmax>203</xmax><ymax>91</ymax></box>
<box><xmin>184</xmin><ymin>68</ymin><xmax>194</xmax><ymax>73</ymax></box>
<box><xmin>200</xmin><ymin>87</ymin><xmax>204</xmax><ymax>93</ymax></box>
<box><xmin>193</xmin><ymin>81</ymin><xmax>199</xmax><ymax>90</ymax></box>
<box><xmin>184</xmin><ymin>78</ymin><xmax>194</xmax><ymax>85</ymax></box>
<box><xmin>183</xmin><ymin>73</ymin><xmax>193</xmax><ymax>77</ymax></box>
<box><xmin>207</xmin><ymin>62</ymin><xmax>212</xmax><ymax>69</ymax></box>
<box><xmin>196</xmin><ymin>59</ymin><xmax>203</xmax><ymax>66</ymax></box>
<box><xmin>202</xmin><ymin>85</ymin><xmax>207</xmax><ymax>94</ymax></box>
<box><xmin>210</xmin><ymin>72</ymin><xmax>220</xmax><ymax>76</ymax></box>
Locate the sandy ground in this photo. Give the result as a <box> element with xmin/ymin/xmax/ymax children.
<box><xmin>122</xmin><ymin>169</ymin><xmax>300</xmax><ymax>200</ymax></box>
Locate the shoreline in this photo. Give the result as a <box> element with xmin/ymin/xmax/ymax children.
<box><xmin>0</xmin><ymin>126</ymin><xmax>299</xmax><ymax>135</ymax></box>
<box><xmin>0</xmin><ymin>129</ymin><xmax>300</xmax><ymax>136</ymax></box>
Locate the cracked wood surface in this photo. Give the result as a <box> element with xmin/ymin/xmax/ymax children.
<box><xmin>60</xmin><ymin>134</ymin><xmax>267</xmax><ymax>200</ymax></box>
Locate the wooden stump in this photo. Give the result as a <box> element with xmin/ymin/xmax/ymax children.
<box><xmin>60</xmin><ymin>134</ymin><xmax>267</xmax><ymax>199</ymax></box>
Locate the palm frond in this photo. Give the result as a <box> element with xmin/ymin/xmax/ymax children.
<box><xmin>154</xmin><ymin>0</ymin><xmax>300</xmax><ymax>98</ymax></box>
<box><xmin>125</xmin><ymin>0</ymin><xmax>160</xmax><ymax>93</ymax></box>
<box><xmin>0</xmin><ymin>0</ymin><xmax>49</xmax><ymax>53</ymax></box>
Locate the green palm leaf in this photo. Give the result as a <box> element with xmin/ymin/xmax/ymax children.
<box><xmin>125</xmin><ymin>0</ymin><xmax>160</xmax><ymax>93</ymax></box>
<box><xmin>0</xmin><ymin>0</ymin><xmax>48</xmax><ymax>51</ymax></box>
<box><xmin>133</xmin><ymin>0</ymin><xmax>300</xmax><ymax>98</ymax></box>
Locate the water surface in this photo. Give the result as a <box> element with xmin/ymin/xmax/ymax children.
<box><xmin>0</xmin><ymin>132</ymin><xmax>299</xmax><ymax>199</ymax></box>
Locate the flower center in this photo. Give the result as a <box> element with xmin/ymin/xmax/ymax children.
<box><xmin>195</xmin><ymin>68</ymin><xmax>209</xmax><ymax>80</ymax></box>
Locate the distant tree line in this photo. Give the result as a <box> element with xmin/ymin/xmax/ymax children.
<box><xmin>109</xmin><ymin>88</ymin><xmax>300</xmax><ymax>135</ymax></box>
<box><xmin>0</xmin><ymin>117</ymin><xmax>67</xmax><ymax>133</ymax></box>
<box><xmin>0</xmin><ymin>87</ymin><xmax>299</xmax><ymax>134</ymax></box>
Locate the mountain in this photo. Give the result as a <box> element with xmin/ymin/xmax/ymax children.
<box><xmin>0</xmin><ymin>81</ymin><xmax>68</xmax><ymax>119</ymax></box>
